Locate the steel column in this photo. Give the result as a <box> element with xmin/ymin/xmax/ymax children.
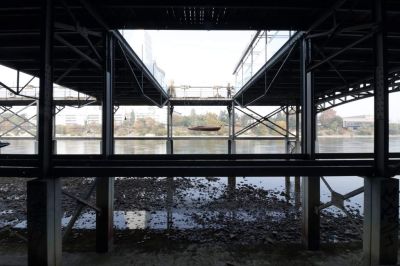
<box><xmin>27</xmin><ymin>178</ymin><xmax>61</xmax><ymax>266</ymax></box>
<box><xmin>285</xmin><ymin>106</ymin><xmax>289</xmax><ymax>153</ymax></box>
<box><xmin>96</xmin><ymin>31</ymin><xmax>114</xmax><ymax>253</ymax></box>
<box><xmin>300</xmin><ymin>37</ymin><xmax>320</xmax><ymax>250</ymax></box>
<box><xmin>363</xmin><ymin>0</ymin><xmax>398</xmax><ymax>264</ymax></box>
<box><xmin>27</xmin><ymin>0</ymin><xmax>61</xmax><ymax>265</ymax></box>
<box><xmin>167</xmin><ymin>103</ymin><xmax>174</xmax><ymax>154</ymax></box>
<box><xmin>285</xmin><ymin>106</ymin><xmax>291</xmax><ymax>198</ymax></box>
<box><xmin>228</xmin><ymin>102</ymin><xmax>236</xmax><ymax>154</ymax></box>
<box><xmin>295</xmin><ymin>104</ymin><xmax>300</xmax><ymax>153</ymax></box>
<box><xmin>373</xmin><ymin>0</ymin><xmax>389</xmax><ymax>177</ymax></box>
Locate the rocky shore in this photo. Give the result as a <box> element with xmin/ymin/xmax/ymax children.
<box><xmin>0</xmin><ymin>177</ymin><xmax>363</xmax><ymax>246</ymax></box>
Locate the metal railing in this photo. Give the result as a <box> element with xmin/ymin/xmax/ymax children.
<box><xmin>168</xmin><ymin>85</ymin><xmax>234</xmax><ymax>99</ymax></box>
<box><xmin>0</xmin><ymin>86</ymin><xmax>95</xmax><ymax>101</ymax></box>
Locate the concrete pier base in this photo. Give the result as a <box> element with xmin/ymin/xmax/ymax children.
<box><xmin>27</xmin><ymin>178</ymin><xmax>61</xmax><ymax>266</ymax></box>
<box><xmin>301</xmin><ymin>176</ymin><xmax>320</xmax><ymax>250</ymax></box>
<box><xmin>363</xmin><ymin>177</ymin><xmax>399</xmax><ymax>266</ymax></box>
<box><xmin>96</xmin><ymin>177</ymin><xmax>114</xmax><ymax>253</ymax></box>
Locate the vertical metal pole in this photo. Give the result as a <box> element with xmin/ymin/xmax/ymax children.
<box><xmin>228</xmin><ymin>102</ymin><xmax>236</xmax><ymax>154</ymax></box>
<box><xmin>35</xmin><ymin>100</ymin><xmax>39</xmax><ymax>154</ymax></box>
<box><xmin>96</xmin><ymin>31</ymin><xmax>114</xmax><ymax>253</ymax></box>
<box><xmin>285</xmin><ymin>106</ymin><xmax>290</xmax><ymax>153</ymax></box>
<box><xmin>27</xmin><ymin>0</ymin><xmax>61</xmax><ymax>265</ymax></box>
<box><xmin>295</xmin><ymin>104</ymin><xmax>301</xmax><ymax>207</ymax></box>
<box><xmin>227</xmin><ymin>102</ymin><xmax>236</xmax><ymax>195</ymax></box>
<box><xmin>53</xmin><ymin>106</ymin><xmax>57</xmax><ymax>154</ymax></box>
<box><xmin>284</xmin><ymin>106</ymin><xmax>291</xmax><ymax>201</ymax></box>
<box><xmin>300</xmin><ymin>37</ymin><xmax>319</xmax><ymax>250</ymax></box>
<box><xmin>363</xmin><ymin>0</ymin><xmax>398</xmax><ymax>264</ymax></box>
<box><xmin>167</xmin><ymin>103</ymin><xmax>173</xmax><ymax>154</ymax></box>
<box><xmin>295</xmin><ymin>104</ymin><xmax>300</xmax><ymax>153</ymax></box>
<box><xmin>373</xmin><ymin>0</ymin><xmax>388</xmax><ymax>177</ymax></box>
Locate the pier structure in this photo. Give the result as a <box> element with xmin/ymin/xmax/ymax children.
<box><xmin>0</xmin><ymin>1</ymin><xmax>400</xmax><ymax>265</ymax></box>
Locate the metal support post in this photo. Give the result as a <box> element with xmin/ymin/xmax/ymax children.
<box><xmin>363</xmin><ymin>0</ymin><xmax>398</xmax><ymax>265</ymax></box>
<box><xmin>295</xmin><ymin>104</ymin><xmax>300</xmax><ymax>153</ymax></box>
<box><xmin>284</xmin><ymin>106</ymin><xmax>291</xmax><ymax>200</ymax></box>
<box><xmin>35</xmin><ymin>100</ymin><xmax>39</xmax><ymax>154</ymax></box>
<box><xmin>285</xmin><ymin>106</ymin><xmax>290</xmax><ymax>153</ymax></box>
<box><xmin>373</xmin><ymin>0</ymin><xmax>389</xmax><ymax>177</ymax></box>
<box><xmin>228</xmin><ymin>102</ymin><xmax>236</xmax><ymax>154</ymax></box>
<box><xmin>27</xmin><ymin>179</ymin><xmax>61</xmax><ymax>266</ymax></box>
<box><xmin>96</xmin><ymin>31</ymin><xmax>114</xmax><ymax>253</ymax></box>
<box><xmin>227</xmin><ymin>102</ymin><xmax>236</xmax><ymax>195</ymax></box>
<box><xmin>53</xmin><ymin>106</ymin><xmax>57</xmax><ymax>154</ymax></box>
<box><xmin>166</xmin><ymin>103</ymin><xmax>173</xmax><ymax>154</ymax></box>
<box><xmin>27</xmin><ymin>0</ymin><xmax>61</xmax><ymax>265</ymax></box>
<box><xmin>300</xmin><ymin>37</ymin><xmax>320</xmax><ymax>250</ymax></box>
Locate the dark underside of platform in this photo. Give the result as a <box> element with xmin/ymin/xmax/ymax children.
<box><xmin>1</xmin><ymin>1</ymin><xmax>399</xmax><ymax>107</ymax></box>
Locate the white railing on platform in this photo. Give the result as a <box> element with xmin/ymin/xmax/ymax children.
<box><xmin>168</xmin><ymin>85</ymin><xmax>234</xmax><ymax>99</ymax></box>
<box><xmin>0</xmin><ymin>86</ymin><xmax>95</xmax><ymax>101</ymax></box>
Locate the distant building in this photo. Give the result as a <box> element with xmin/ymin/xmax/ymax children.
<box><xmin>342</xmin><ymin>115</ymin><xmax>373</xmax><ymax>130</ymax></box>
<box><xmin>120</xmin><ymin>30</ymin><xmax>166</xmax><ymax>90</ymax></box>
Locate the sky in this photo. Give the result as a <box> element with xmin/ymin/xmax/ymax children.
<box><xmin>0</xmin><ymin>30</ymin><xmax>399</xmax><ymax>121</ymax></box>
<box><xmin>122</xmin><ymin>30</ymin><xmax>255</xmax><ymax>86</ymax></box>
<box><xmin>122</xmin><ymin>30</ymin><xmax>400</xmax><ymax>121</ymax></box>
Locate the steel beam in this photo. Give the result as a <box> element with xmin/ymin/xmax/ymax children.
<box><xmin>301</xmin><ymin>37</ymin><xmax>320</xmax><ymax>250</ymax></box>
<box><xmin>96</xmin><ymin>31</ymin><xmax>114</xmax><ymax>253</ymax></box>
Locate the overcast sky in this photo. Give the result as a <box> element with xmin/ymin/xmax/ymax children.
<box><xmin>123</xmin><ymin>30</ymin><xmax>400</xmax><ymax>121</ymax></box>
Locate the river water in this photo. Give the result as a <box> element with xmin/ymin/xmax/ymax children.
<box><xmin>1</xmin><ymin>136</ymin><xmax>399</xmax><ymax>231</ymax></box>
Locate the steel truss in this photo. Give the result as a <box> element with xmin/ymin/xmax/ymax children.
<box><xmin>319</xmin><ymin>177</ymin><xmax>364</xmax><ymax>235</ymax></box>
<box><xmin>317</xmin><ymin>72</ymin><xmax>400</xmax><ymax>112</ymax></box>
<box><xmin>234</xmin><ymin>106</ymin><xmax>297</xmax><ymax>140</ymax></box>
<box><xmin>0</xmin><ymin>101</ymin><xmax>37</xmax><ymax>138</ymax></box>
